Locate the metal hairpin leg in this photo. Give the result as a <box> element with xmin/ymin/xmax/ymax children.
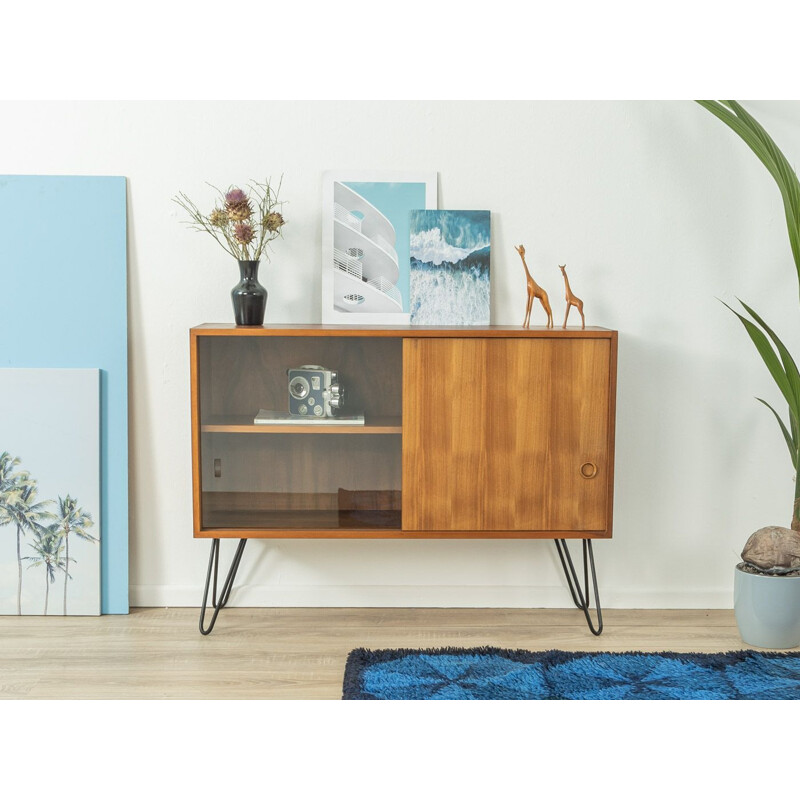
<box><xmin>554</xmin><ymin>539</ymin><xmax>603</xmax><ymax>636</ymax></box>
<box><xmin>199</xmin><ymin>538</ymin><xmax>248</xmax><ymax>635</ymax></box>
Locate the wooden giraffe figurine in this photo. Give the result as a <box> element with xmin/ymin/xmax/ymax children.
<box><xmin>515</xmin><ymin>244</ymin><xmax>553</xmax><ymax>328</ymax></box>
<box><xmin>559</xmin><ymin>264</ymin><xmax>585</xmax><ymax>329</ymax></box>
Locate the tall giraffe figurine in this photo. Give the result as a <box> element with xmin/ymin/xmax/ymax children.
<box><xmin>515</xmin><ymin>245</ymin><xmax>553</xmax><ymax>328</ymax></box>
<box><xmin>558</xmin><ymin>264</ymin><xmax>585</xmax><ymax>329</ymax></box>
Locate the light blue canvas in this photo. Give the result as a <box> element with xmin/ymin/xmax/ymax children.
<box><xmin>0</xmin><ymin>176</ymin><xmax>128</xmax><ymax>613</ymax></box>
<box><xmin>0</xmin><ymin>369</ymin><xmax>100</xmax><ymax>615</ymax></box>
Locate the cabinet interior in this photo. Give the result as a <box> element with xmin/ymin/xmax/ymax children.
<box><xmin>198</xmin><ymin>336</ymin><xmax>403</xmax><ymax>530</ymax></box>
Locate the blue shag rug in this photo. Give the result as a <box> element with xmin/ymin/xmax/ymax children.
<box><xmin>342</xmin><ymin>647</ymin><xmax>800</xmax><ymax>700</ymax></box>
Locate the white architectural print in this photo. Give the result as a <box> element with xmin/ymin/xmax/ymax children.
<box><xmin>333</xmin><ymin>182</ymin><xmax>402</xmax><ymax>313</ymax></box>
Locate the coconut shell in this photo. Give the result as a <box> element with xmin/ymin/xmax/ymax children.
<box><xmin>741</xmin><ymin>526</ymin><xmax>800</xmax><ymax>573</ymax></box>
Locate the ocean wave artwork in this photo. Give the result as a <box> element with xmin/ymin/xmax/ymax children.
<box><xmin>409</xmin><ymin>210</ymin><xmax>490</xmax><ymax>325</ymax></box>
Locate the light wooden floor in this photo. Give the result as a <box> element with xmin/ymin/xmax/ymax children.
<box><xmin>0</xmin><ymin>607</ymin><xmax>789</xmax><ymax>699</ymax></box>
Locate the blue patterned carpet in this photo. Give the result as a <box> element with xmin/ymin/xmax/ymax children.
<box><xmin>342</xmin><ymin>648</ymin><xmax>800</xmax><ymax>699</ymax></box>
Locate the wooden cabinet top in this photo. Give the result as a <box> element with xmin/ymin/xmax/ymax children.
<box><xmin>191</xmin><ymin>324</ymin><xmax>616</xmax><ymax>339</ymax></box>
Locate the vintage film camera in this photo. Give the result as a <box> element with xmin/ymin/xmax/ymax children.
<box><xmin>288</xmin><ymin>365</ymin><xmax>345</xmax><ymax>418</ymax></box>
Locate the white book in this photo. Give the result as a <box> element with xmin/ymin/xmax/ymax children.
<box><xmin>253</xmin><ymin>409</ymin><xmax>365</xmax><ymax>426</ymax></box>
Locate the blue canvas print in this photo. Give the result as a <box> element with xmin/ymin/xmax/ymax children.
<box><xmin>409</xmin><ymin>210</ymin><xmax>491</xmax><ymax>325</ymax></box>
<box><xmin>0</xmin><ymin>175</ymin><xmax>127</xmax><ymax>613</ymax></box>
<box><xmin>0</xmin><ymin>369</ymin><xmax>100</xmax><ymax>616</ymax></box>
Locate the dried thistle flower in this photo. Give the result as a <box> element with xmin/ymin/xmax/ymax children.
<box><xmin>225</xmin><ymin>188</ymin><xmax>248</xmax><ymax>206</ymax></box>
<box><xmin>264</xmin><ymin>211</ymin><xmax>286</xmax><ymax>233</ymax></box>
<box><xmin>225</xmin><ymin>188</ymin><xmax>253</xmax><ymax>221</ymax></box>
<box><xmin>173</xmin><ymin>176</ymin><xmax>286</xmax><ymax>261</ymax></box>
<box><xmin>208</xmin><ymin>208</ymin><xmax>228</xmax><ymax>227</ymax></box>
<box><xmin>233</xmin><ymin>222</ymin><xmax>255</xmax><ymax>245</ymax></box>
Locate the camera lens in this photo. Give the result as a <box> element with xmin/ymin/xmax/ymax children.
<box><xmin>289</xmin><ymin>376</ymin><xmax>310</xmax><ymax>399</ymax></box>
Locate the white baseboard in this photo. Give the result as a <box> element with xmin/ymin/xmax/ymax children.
<box><xmin>130</xmin><ymin>584</ymin><xmax>733</xmax><ymax>609</ymax></box>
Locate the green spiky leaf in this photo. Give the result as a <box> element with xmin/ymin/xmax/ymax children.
<box><xmin>738</xmin><ymin>299</ymin><xmax>800</xmax><ymax>416</ymax></box>
<box><xmin>697</xmin><ymin>100</ymin><xmax>800</xmax><ymax>300</ymax></box>
<box><xmin>756</xmin><ymin>398</ymin><xmax>798</xmax><ymax>469</ymax></box>
<box><xmin>721</xmin><ymin>300</ymin><xmax>799</xmax><ymax>426</ymax></box>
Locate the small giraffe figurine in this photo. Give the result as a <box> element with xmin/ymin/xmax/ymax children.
<box><xmin>515</xmin><ymin>245</ymin><xmax>553</xmax><ymax>328</ymax></box>
<box><xmin>559</xmin><ymin>264</ymin><xmax>585</xmax><ymax>329</ymax></box>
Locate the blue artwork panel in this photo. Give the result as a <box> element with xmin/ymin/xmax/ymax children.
<box><xmin>409</xmin><ymin>210</ymin><xmax>491</xmax><ymax>325</ymax></box>
<box><xmin>0</xmin><ymin>176</ymin><xmax>128</xmax><ymax>613</ymax></box>
<box><xmin>0</xmin><ymin>369</ymin><xmax>100</xmax><ymax>616</ymax></box>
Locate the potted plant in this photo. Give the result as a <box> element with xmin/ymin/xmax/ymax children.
<box><xmin>698</xmin><ymin>100</ymin><xmax>800</xmax><ymax>648</ymax></box>
<box><xmin>173</xmin><ymin>178</ymin><xmax>286</xmax><ymax>326</ymax></box>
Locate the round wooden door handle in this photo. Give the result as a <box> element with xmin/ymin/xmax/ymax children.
<box><xmin>580</xmin><ymin>462</ymin><xmax>598</xmax><ymax>479</ymax></box>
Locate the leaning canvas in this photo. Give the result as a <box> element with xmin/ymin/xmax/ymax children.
<box><xmin>0</xmin><ymin>175</ymin><xmax>128</xmax><ymax>615</ymax></box>
<box><xmin>409</xmin><ymin>210</ymin><xmax>491</xmax><ymax>325</ymax></box>
<box><xmin>0</xmin><ymin>369</ymin><xmax>100</xmax><ymax>616</ymax></box>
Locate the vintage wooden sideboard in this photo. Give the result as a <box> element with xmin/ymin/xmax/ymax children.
<box><xmin>190</xmin><ymin>324</ymin><xmax>618</xmax><ymax>634</ymax></box>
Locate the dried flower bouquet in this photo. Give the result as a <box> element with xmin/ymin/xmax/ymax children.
<box><xmin>173</xmin><ymin>178</ymin><xmax>286</xmax><ymax>261</ymax></box>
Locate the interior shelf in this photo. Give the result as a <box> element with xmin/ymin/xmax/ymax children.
<box><xmin>201</xmin><ymin>415</ymin><xmax>402</xmax><ymax>434</ymax></box>
<box><xmin>201</xmin><ymin>491</ymin><xmax>402</xmax><ymax>531</ymax></box>
<box><xmin>202</xmin><ymin>508</ymin><xmax>402</xmax><ymax>531</ymax></box>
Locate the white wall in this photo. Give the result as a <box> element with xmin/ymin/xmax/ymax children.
<box><xmin>3</xmin><ymin>100</ymin><xmax>798</xmax><ymax>609</ymax></box>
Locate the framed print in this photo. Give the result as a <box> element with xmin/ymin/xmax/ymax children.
<box><xmin>322</xmin><ymin>171</ymin><xmax>437</xmax><ymax>325</ymax></box>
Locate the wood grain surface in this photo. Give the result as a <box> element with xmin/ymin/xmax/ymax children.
<box><xmin>402</xmin><ymin>338</ymin><xmax>612</xmax><ymax>532</ymax></box>
<box><xmin>191</xmin><ymin>324</ymin><xmax>617</xmax><ymax>338</ymax></box>
<box><xmin>0</xmin><ymin>608</ymin><xmax>768</xmax><ymax>700</ymax></box>
<box><xmin>200</xmin><ymin>415</ymin><xmax>402</xmax><ymax>434</ymax></box>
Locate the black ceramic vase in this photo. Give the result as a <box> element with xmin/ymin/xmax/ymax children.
<box><xmin>231</xmin><ymin>260</ymin><xmax>267</xmax><ymax>326</ymax></box>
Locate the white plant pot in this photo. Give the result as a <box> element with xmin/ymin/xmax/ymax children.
<box><xmin>734</xmin><ymin>565</ymin><xmax>800</xmax><ymax>649</ymax></box>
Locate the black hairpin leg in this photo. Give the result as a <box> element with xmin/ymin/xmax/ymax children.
<box><xmin>554</xmin><ymin>539</ymin><xmax>603</xmax><ymax>636</ymax></box>
<box><xmin>199</xmin><ymin>538</ymin><xmax>248</xmax><ymax>635</ymax></box>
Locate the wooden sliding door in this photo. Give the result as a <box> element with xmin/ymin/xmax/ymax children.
<box><xmin>402</xmin><ymin>337</ymin><xmax>612</xmax><ymax>533</ymax></box>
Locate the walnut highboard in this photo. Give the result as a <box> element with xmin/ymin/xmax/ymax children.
<box><xmin>190</xmin><ymin>324</ymin><xmax>618</xmax><ymax>634</ymax></box>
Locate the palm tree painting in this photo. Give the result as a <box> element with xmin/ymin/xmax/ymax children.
<box><xmin>0</xmin><ymin>369</ymin><xmax>101</xmax><ymax>616</ymax></box>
